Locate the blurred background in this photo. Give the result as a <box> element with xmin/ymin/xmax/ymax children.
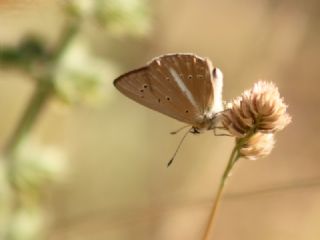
<box><xmin>0</xmin><ymin>0</ymin><xmax>319</xmax><ymax>239</ymax></box>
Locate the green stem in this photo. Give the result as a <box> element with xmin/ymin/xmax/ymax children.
<box><xmin>201</xmin><ymin>130</ymin><xmax>258</xmax><ymax>240</ymax></box>
<box><xmin>4</xmin><ymin>22</ymin><xmax>79</xmax><ymax>157</ymax></box>
<box><xmin>5</xmin><ymin>80</ymin><xmax>52</xmax><ymax>156</ymax></box>
<box><xmin>52</xmin><ymin>22</ymin><xmax>79</xmax><ymax>61</ymax></box>
<box><xmin>3</xmin><ymin>79</ymin><xmax>54</xmax><ymax>240</ymax></box>
<box><xmin>202</xmin><ymin>144</ymin><xmax>240</xmax><ymax>240</ymax></box>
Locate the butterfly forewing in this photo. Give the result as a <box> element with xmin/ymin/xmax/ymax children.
<box><xmin>114</xmin><ymin>54</ymin><xmax>215</xmax><ymax>126</ymax></box>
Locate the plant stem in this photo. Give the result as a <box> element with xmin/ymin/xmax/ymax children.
<box><xmin>5</xmin><ymin>80</ymin><xmax>53</xmax><ymax>156</ymax></box>
<box><xmin>202</xmin><ymin>144</ymin><xmax>240</xmax><ymax>240</ymax></box>
<box><xmin>4</xmin><ymin>22</ymin><xmax>79</xmax><ymax>158</ymax></box>
<box><xmin>52</xmin><ymin>22</ymin><xmax>79</xmax><ymax>61</ymax></box>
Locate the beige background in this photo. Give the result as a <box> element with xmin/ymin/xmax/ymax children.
<box><xmin>1</xmin><ymin>0</ymin><xmax>320</xmax><ymax>239</ymax></box>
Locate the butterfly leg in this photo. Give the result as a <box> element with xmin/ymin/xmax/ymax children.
<box><xmin>190</xmin><ymin>127</ymin><xmax>202</xmax><ymax>134</ymax></box>
<box><xmin>212</xmin><ymin>108</ymin><xmax>230</xmax><ymax>119</ymax></box>
<box><xmin>170</xmin><ymin>125</ymin><xmax>190</xmax><ymax>135</ymax></box>
<box><xmin>213</xmin><ymin>126</ymin><xmax>232</xmax><ymax>137</ymax></box>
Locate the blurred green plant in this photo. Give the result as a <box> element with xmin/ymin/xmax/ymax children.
<box><xmin>54</xmin><ymin>37</ymin><xmax>118</xmax><ymax>104</ymax></box>
<box><xmin>11</xmin><ymin>141</ymin><xmax>66</xmax><ymax>196</ymax></box>
<box><xmin>66</xmin><ymin>0</ymin><xmax>151</xmax><ymax>36</ymax></box>
<box><xmin>0</xmin><ymin>0</ymin><xmax>151</xmax><ymax>239</ymax></box>
<box><xmin>6</xmin><ymin>207</ymin><xmax>46</xmax><ymax>240</ymax></box>
<box><xmin>0</xmin><ymin>161</ymin><xmax>12</xmax><ymax>239</ymax></box>
<box><xmin>0</xmin><ymin>37</ymin><xmax>48</xmax><ymax>71</ymax></box>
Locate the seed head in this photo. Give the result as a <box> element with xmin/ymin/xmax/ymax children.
<box><xmin>239</xmin><ymin>132</ymin><xmax>275</xmax><ymax>160</ymax></box>
<box><xmin>222</xmin><ymin>81</ymin><xmax>291</xmax><ymax>137</ymax></box>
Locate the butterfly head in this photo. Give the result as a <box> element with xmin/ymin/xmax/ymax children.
<box><xmin>191</xmin><ymin>111</ymin><xmax>223</xmax><ymax>134</ymax></box>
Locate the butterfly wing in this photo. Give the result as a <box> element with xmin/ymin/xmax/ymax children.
<box><xmin>114</xmin><ymin>54</ymin><xmax>218</xmax><ymax>126</ymax></box>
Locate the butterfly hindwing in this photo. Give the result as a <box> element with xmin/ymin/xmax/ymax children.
<box><xmin>113</xmin><ymin>54</ymin><xmax>215</xmax><ymax>125</ymax></box>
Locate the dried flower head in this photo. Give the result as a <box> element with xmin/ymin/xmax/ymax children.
<box><xmin>239</xmin><ymin>132</ymin><xmax>275</xmax><ymax>160</ymax></box>
<box><xmin>222</xmin><ymin>81</ymin><xmax>291</xmax><ymax>137</ymax></box>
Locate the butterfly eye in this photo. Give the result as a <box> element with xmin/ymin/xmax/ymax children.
<box><xmin>166</xmin><ymin>96</ymin><xmax>171</xmax><ymax>101</ymax></box>
<box><xmin>188</xmin><ymin>75</ymin><xmax>193</xmax><ymax>79</ymax></box>
<box><xmin>143</xmin><ymin>84</ymin><xmax>148</xmax><ymax>88</ymax></box>
<box><xmin>212</xmin><ymin>67</ymin><xmax>223</xmax><ymax>79</ymax></box>
<box><xmin>185</xmin><ymin>110</ymin><xmax>189</xmax><ymax>113</ymax></box>
<box><xmin>140</xmin><ymin>89</ymin><xmax>144</xmax><ymax>93</ymax></box>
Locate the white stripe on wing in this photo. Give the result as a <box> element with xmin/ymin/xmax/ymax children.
<box><xmin>169</xmin><ymin>68</ymin><xmax>198</xmax><ymax>109</ymax></box>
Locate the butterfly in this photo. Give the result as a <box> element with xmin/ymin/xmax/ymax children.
<box><xmin>114</xmin><ymin>54</ymin><xmax>224</xmax><ymax>165</ymax></box>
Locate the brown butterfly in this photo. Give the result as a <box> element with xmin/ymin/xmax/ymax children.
<box><xmin>114</xmin><ymin>54</ymin><xmax>224</xmax><ymax>165</ymax></box>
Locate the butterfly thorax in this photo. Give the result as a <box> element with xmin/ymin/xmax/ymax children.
<box><xmin>191</xmin><ymin>113</ymin><xmax>220</xmax><ymax>134</ymax></box>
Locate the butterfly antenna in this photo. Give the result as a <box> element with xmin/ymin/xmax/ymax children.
<box><xmin>167</xmin><ymin>128</ymin><xmax>191</xmax><ymax>167</ymax></box>
<box><xmin>170</xmin><ymin>125</ymin><xmax>189</xmax><ymax>135</ymax></box>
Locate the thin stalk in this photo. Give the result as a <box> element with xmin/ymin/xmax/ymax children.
<box><xmin>202</xmin><ymin>145</ymin><xmax>240</xmax><ymax>240</ymax></box>
<box><xmin>201</xmin><ymin>130</ymin><xmax>256</xmax><ymax>240</ymax></box>
<box><xmin>5</xmin><ymin>80</ymin><xmax>53</xmax><ymax>156</ymax></box>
